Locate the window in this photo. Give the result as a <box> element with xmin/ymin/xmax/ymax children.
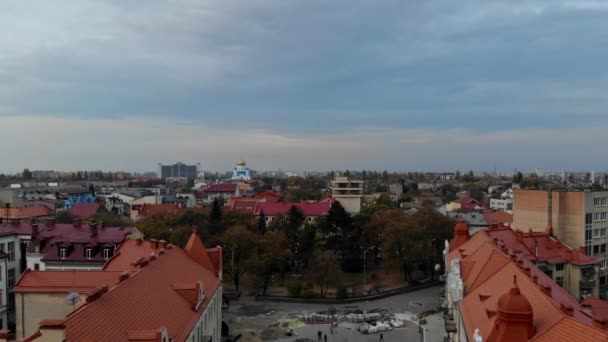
<box><xmin>556</xmin><ymin>276</ymin><xmax>564</xmax><ymax>287</ymax></box>
<box><xmin>594</xmin><ymin>229</ymin><xmax>601</xmax><ymax>238</ymax></box>
<box><xmin>556</xmin><ymin>263</ymin><xmax>564</xmax><ymax>271</ymax></box>
<box><xmin>103</xmin><ymin>249</ymin><xmax>112</xmax><ymax>260</ymax></box>
<box><xmin>595</xmin><ymin>198</ymin><xmax>601</xmax><ymax>207</ymax></box>
<box><xmin>59</xmin><ymin>248</ymin><xmax>67</xmax><ymax>260</ymax></box>
<box><xmin>85</xmin><ymin>248</ymin><xmax>93</xmax><ymax>260</ymax></box>
<box><xmin>603</xmin><ymin>198</ymin><xmax>608</xmax><ymax>206</ymax></box>
<box><xmin>596</xmin><ymin>197</ymin><xmax>608</xmax><ymax>207</ymax></box>
<box><xmin>34</xmin><ymin>263</ymin><xmax>39</xmax><ymax>271</ymax></box>
<box><xmin>602</xmin><ymin>259</ymin><xmax>608</xmax><ymax>269</ymax></box>
<box><xmin>594</xmin><ymin>245</ymin><xmax>600</xmax><ymax>255</ymax></box>
<box><xmin>7</xmin><ymin>242</ymin><xmax>14</xmax><ymax>261</ymax></box>
<box><xmin>0</xmin><ymin>243</ymin><xmax>4</xmax><ymax>254</ymax></box>
<box><xmin>602</xmin><ymin>244</ymin><xmax>608</xmax><ymax>254</ymax></box>
<box><xmin>7</xmin><ymin>269</ymin><xmax>15</xmax><ymax>288</ymax></box>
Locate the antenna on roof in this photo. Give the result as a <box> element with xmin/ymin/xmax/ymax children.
<box><xmin>65</xmin><ymin>291</ymin><xmax>81</xmax><ymax>312</ymax></box>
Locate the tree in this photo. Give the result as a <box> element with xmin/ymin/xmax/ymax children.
<box><xmin>55</xmin><ymin>211</ymin><xmax>74</xmax><ymax>224</ymax></box>
<box><xmin>257</xmin><ymin>211</ymin><xmax>267</xmax><ymax>235</ymax></box>
<box><xmin>513</xmin><ymin>172</ymin><xmax>524</xmax><ymax>183</ymax></box>
<box><xmin>220</xmin><ymin>225</ymin><xmax>259</xmax><ymax>291</ymax></box>
<box><xmin>305</xmin><ymin>250</ymin><xmax>343</xmax><ymax>298</ymax></box>
<box><xmin>22</xmin><ymin>168</ymin><xmax>32</xmax><ymax>180</ymax></box>
<box><xmin>249</xmin><ymin>231</ymin><xmax>291</xmax><ymax>295</ymax></box>
<box><xmin>210</xmin><ymin>198</ymin><xmax>222</xmax><ymax>222</ymax></box>
<box><xmin>585</xmin><ymin>172</ymin><xmax>592</xmax><ymax>184</ymax></box>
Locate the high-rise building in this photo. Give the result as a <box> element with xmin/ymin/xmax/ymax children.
<box><xmin>513</xmin><ymin>188</ymin><xmax>608</xmax><ymax>298</ymax></box>
<box><xmin>157</xmin><ymin>162</ymin><xmax>200</xmax><ymax>180</ymax></box>
<box><xmin>330</xmin><ymin>176</ymin><xmax>364</xmax><ymax>213</ymax></box>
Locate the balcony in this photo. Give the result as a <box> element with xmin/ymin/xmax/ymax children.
<box><xmin>580</xmin><ymin>279</ymin><xmax>597</xmax><ymax>289</ymax></box>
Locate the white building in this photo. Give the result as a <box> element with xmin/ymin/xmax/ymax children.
<box><xmin>490</xmin><ymin>198</ymin><xmax>514</xmax><ymax>212</ymax></box>
<box><xmin>231</xmin><ymin>160</ymin><xmax>252</xmax><ymax>180</ymax></box>
<box><xmin>330</xmin><ymin>176</ymin><xmax>364</xmax><ymax>213</ymax></box>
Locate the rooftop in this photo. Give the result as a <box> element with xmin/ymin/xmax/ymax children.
<box><xmin>254</xmin><ymin>200</ymin><xmax>333</xmax><ymax>217</ymax></box>
<box><xmin>67</xmin><ymin>203</ymin><xmax>102</xmax><ymax>219</ymax></box>
<box><xmin>14</xmin><ymin>270</ymin><xmax>122</xmax><ymax>293</ymax></box>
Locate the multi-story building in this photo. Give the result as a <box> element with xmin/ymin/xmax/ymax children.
<box><xmin>444</xmin><ymin>222</ymin><xmax>608</xmax><ymax>342</ymax></box>
<box><xmin>253</xmin><ymin>199</ymin><xmax>333</xmax><ymax>224</ymax></box>
<box><xmin>490</xmin><ymin>198</ymin><xmax>513</xmax><ymax>212</ymax></box>
<box><xmin>61</xmin><ymin>190</ymin><xmax>95</xmax><ymax>211</ymax></box>
<box><xmin>202</xmin><ymin>183</ymin><xmax>239</xmax><ymax>204</ymax></box>
<box><xmin>330</xmin><ymin>176</ymin><xmax>364</xmax><ymax>213</ymax></box>
<box><xmin>158</xmin><ymin>162</ymin><xmax>200</xmax><ymax>180</ymax></box>
<box><xmin>18</xmin><ymin>230</ymin><xmax>223</xmax><ymax>342</ymax></box>
<box><xmin>513</xmin><ymin>189</ymin><xmax>608</xmax><ymax>298</ymax></box>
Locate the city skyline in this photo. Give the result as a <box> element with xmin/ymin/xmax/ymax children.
<box><xmin>2</xmin><ymin>1</ymin><xmax>608</xmax><ymax>171</ymax></box>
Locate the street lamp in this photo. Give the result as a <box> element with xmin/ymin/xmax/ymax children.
<box><xmin>363</xmin><ymin>245</ymin><xmax>376</xmax><ymax>294</ymax></box>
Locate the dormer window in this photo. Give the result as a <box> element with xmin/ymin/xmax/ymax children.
<box><xmin>103</xmin><ymin>248</ymin><xmax>112</xmax><ymax>260</ymax></box>
<box><xmin>85</xmin><ymin>248</ymin><xmax>93</xmax><ymax>260</ymax></box>
<box><xmin>59</xmin><ymin>248</ymin><xmax>67</xmax><ymax>260</ymax></box>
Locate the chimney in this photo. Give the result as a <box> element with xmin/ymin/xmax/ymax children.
<box><xmin>119</xmin><ymin>271</ymin><xmax>130</xmax><ymax>283</ymax></box>
<box><xmin>523</xmin><ymin>266</ymin><xmax>531</xmax><ymax>277</ymax></box>
<box><xmin>159</xmin><ymin>240</ymin><xmax>167</xmax><ymax>249</ymax></box>
<box><xmin>45</xmin><ymin>218</ymin><xmax>55</xmax><ymax>228</ymax></box>
<box><xmin>150</xmin><ymin>239</ymin><xmax>159</xmax><ymax>249</ymax></box>
<box><xmin>99</xmin><ymin>220</ymin><xmax>105</xmax><ymax>229</ymax></box>
<box><xmin>136</xmin><ymin>238</ymin><xmax>143</xmax><ymax>246</ymax></box>
<box><xmin>532</xmin><ymin>275</ymin><xmax>538</xmax><ymax>284</ymax></box>
<box><xmin>541</xmin><ymin>283</ymin><xmax>552</xmax><ymax>297</ymax></box>
<box><xmin>90</xmin><ymin>223</ymin><xmax>98</xmax><ymax>237</ymax></box>
<box><xmin>31</xmin><ymin>223</ymin><xmax>39</xmax><ymax>239</ymax></box>
<box><xmin>73</xmin><ymin>218</ymin><xmax>81</xmax><ymax>227</ymax></box>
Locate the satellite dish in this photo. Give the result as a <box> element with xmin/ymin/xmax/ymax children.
<box><xmin>65</xmin><ymin>291</ymin><xmax>81</xmax><ymax>309</ymax></box>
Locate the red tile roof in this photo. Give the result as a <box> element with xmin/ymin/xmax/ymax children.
<box><xmin>449</xmin><ymin>228</ymin><xmax>608</xmax><ymax>341</ymax></box>
<box><xmin>254</xmin><ymin>190</ymin><xmax>284</xmax><ymax>203</ymax></box>
<box><xmin>62</xmin><ymin>237</ymin><xmax>221</xmax><ymax>342</ymax></box>
<box><xmin>254</xmin><ymin>200</ymin><xmax>332</xmax><ymax>217</ymax></box>
<box><xmin>581</xmin><ymin>298</ymin><xmax>608</xmax><ymax>322</ymax></box>
<box><xmin>203</xmin><ymin>183</ymin><xmax>237</xmax><ymax>193</ymax></box>
<box><xmin>68</xmin><ymin>203</ymin><xmax>102</xmax><ymax>219</ymax></box>
<box><xmin>232</xmin><ymin>199</ymin><xmax>259</xmax><ymax>213</ymax></box>
<box><xmin>103</xmin><ymin>239</ymin><xmax>165</xmax><ymax>272</ymax></box>
<box><xmin>184</xmin><ymin>228</ymin><xmax>217</xmax><ymax>275</ymax></box>
<box><xmin>14</xmin><ymin>270</ymin><xmax>122</xmax><ymax>293</ymax></box>
<box><xmin>137</xmin><ymin>204</ymin><xmax>209</xmax><ymax>218</ymax></box>
<box><xmin>484</xmin><ymin>225</ymin><xmax>597</xmax><ymax>266</ymax></box>
<box><xmin>483</xmin><ymin>211</ymin><xmax>513</xmax><ymax>226</ymax></box>
<box><xmin>5</xmin><ymin>205</ymin><xmax>53</xmax><ymax>219</ymax></box>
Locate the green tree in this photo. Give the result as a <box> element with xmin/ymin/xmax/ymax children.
<box><xmin>220</xmin><ymin>225</ymin><xmax>259</xmax><ymax>291</ymax></box>
<box><xmin>210</xmin><ymin>198</ymin><xmax>222</xmax><ymax>222</ymax></box>
<box><xmin>257</xmin><ymin>211</ymin><xmax>267</xmax><ymax>235</ymax></box>
<box><xmin>305</xmin><ymin>250</ymin><xmax>343</xmax><ymax>298</ymax></box>
<box><xmin>55</xmin><ymin>211</ymin><xmax>74</xmax><ymax>224</ymax></box>
<box><xmin>249</xmin><ymin>231</ymin><xmax>291</xmax><ymax>295</ymax></box>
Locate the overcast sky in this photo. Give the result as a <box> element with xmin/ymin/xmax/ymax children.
<box><xmin>2</xmin><ymin>1</ymin><xmax>608</xmax><ymax>173</ymax></box>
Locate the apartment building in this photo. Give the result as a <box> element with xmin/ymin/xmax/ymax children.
<box><xmin>513</xmin><ymin>189</ymin><xmax>608</xmax><ymax>298</ymax></box>
<box><xmin>330</xmin><ymin>176</ymin><xmax>364</xmax><ymax>213</ymax></box>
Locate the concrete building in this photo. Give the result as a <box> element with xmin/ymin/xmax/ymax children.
<box><xmin>490</xmin><ymin>198</ymin><xmax>513</xmax><ymax>212</ymax></box>
<box><xmin>330</xmin><ymin>176</ymin><xmax>364</xmax><ymax>213</ymax></box>
<box><xmin>513</xmin><ymin>189</ymin><xmax>608</xmax><ymax>298</ymax></box>
<box><xmin>443</xmin><ymin>223</ymin><xmax>608</xmax><ymax>342</ymax></box>
<box><xmin>158</xmin><ymin>162</ymin><xmax>200</xmax><ymax>180</ymax></box>
<box><xmin>16</xmin><ymin>231</ymin><xmax>223</xmax><ymax>341</ymax></box>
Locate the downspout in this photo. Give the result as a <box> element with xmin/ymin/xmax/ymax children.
<box><xmin>20</xmin><ymin>293</ymin><xmax>24</xmax><ymax>339</ymax></box>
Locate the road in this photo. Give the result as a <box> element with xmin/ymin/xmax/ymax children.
<box><xmin>223</xmin><ymin>285</ymin><xmax>446</xmax><ymax>342</ymax></box>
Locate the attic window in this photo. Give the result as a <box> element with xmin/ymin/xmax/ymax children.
<box><xmin>59</xmin><ymin>248</ymin><xmax>67</xmax><ymax>260</ymax></box>
<box><xmin>85</xmin><ymin>248</ymin><xmax>93</xmax><ymax>260</ymax></box>
<box><xmin>103</xmin><ymin>248</ymin><xmax>112</xmax><ymax>260</ymax></box>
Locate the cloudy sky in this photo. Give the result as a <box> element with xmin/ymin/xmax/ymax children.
<box><xmin>2</xmin><ymin>0</ymin><xmax>608</xmax><ymax>173</ymax></box>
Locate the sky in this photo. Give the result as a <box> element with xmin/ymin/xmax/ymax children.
<box><xmin>2</xmin><ymin>0</ymin><xmax>608</xmax><ymax>173</ymax></box>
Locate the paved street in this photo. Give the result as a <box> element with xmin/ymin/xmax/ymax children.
<box><xmin>224</xmin><ymin>286</ymin><xmax>446</xmax><ymax>342</ymax></box>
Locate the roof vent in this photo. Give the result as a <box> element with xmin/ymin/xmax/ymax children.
<box><xmin>149</xmin><ymin>252</ymin><xmax>157</xmax><ymax>261</ymax></box>
<box><xmin>560</xmin><ymin>303</ymin><xmax>574</xmax><ymax>316</ymax></box>
<box><xmin>86</xmin><ymin>286</ymin><xmax>109</xmax><ymax>303</ymax></box>
<box><xmin>158</xmin><ymin>248</ymin><xmax>166</xmax><ymax>255</ymax></box>
<box><xmin>139</xmin><ymin>258</ymin><xmax>150</xmax><ymax>268</ymax></box>
<box><xmin>541</xmin><ymin>283</ymin><xmax>552</xmax><ymax>297</ymax></box>
<box><xmin>532</xmin><ymin>275</ymin><xmax>538</xmax><ymax>284</ymax></box>
<box><xmin>119</xmin><ymin>271</ymin><xmax>130</xmax><ymax>283</ymax></box>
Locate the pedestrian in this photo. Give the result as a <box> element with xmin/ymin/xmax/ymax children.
<box><xmin>380</xmin><ymin>332</ymin><xmax>384</xmax><ymax>341</ymax></box>
<box><xmin>324</xmin><ymin>334</ymin><xmax>327</xmax><ymax>342</ymax></box>
<box><xmin>318</xmin><ymin>330</ymin><xmax>322</xmax><ymax>341</ymax></box>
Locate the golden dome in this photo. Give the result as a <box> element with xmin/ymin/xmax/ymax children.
<box><xmin>236</xmin><ymin>160</ymin><xmax>246</xmax><ymax>166</ymax></box>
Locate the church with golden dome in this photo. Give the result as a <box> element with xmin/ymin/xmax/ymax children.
<box><xmin>231</xmin><ymin>159</ymin><xmax>252</xmax><ymax>180</ymax></box>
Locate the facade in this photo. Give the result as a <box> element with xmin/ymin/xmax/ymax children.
<box><xmin>20</xmin><ymin>230</ymin><xmax>223</xmax><ymax>342</ymax></box>
<box><xmin>512</xmin><ymin>189</ymin><xmax>608</xmax><ymax>298</ymax></box>
<box><xmin>231</xmin><ymin>160</ymin><xmax>252</xmax><ymax>180</ymax></box>
<box><xmin>444</xmin><ymin>222</ymin><xmax>608</xmax><ymax>342</ymax></box>
<box><xmin>489</xmin><ymin>198</ymin><xmax>513</xmax><ymax>212</ymax></box>
<box><xmin>330</xmin><ymin>176</ymin><xmax>364</xmax><ymax>213</ymax></box>
<box><xmin>62</xmin><ymin>191</ymin><xmax>95</xmax><ymax>212</ymax></box>
<box><xmin>254</xmin><ymin>200</ymin><xmax>333</xmax><ymax>224</ymax></box>
<box><xmin>158</xmin><ymin>162</ymin><xmax>200</xmax><ymax>180</ymax></box>
<box><xmin>202</xmin><ymin>183</ymin><xmax>239</xmax><ymax>204</ymax></box>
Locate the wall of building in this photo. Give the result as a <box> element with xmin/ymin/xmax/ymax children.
<box><xmin>16</xmin><ymin>292</ymin><xmax>86</xmax><ymax>338</ymax></box>
<box><xmin>186</xmin><ymin>287</ymin><xmax>222</xmax><ymax>342</ymax></box>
